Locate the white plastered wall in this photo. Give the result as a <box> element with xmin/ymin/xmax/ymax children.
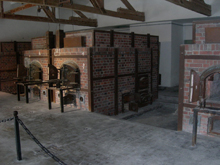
<box><xmin>130</xmin><ymin>22</ymin><xmax>172</xmax><ymax>87</ymax></box>
<box><xmin>171</xmin><ymin>23</ymin><xmax>184</xmax><ymax>87</ymax></box>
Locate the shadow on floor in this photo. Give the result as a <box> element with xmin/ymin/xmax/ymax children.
<box><xmin>126</xmin><ymin>86</ymin><xmax>179</xmax><ymax>131</ymax></box>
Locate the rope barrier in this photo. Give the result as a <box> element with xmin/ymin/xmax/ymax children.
<box><xmin>0</xmin><ymin>117</ymin><xmax>14</xmax><ymax>123</ymax></box>
<box><xmin>17</xmin><ymin>118</ymin><xmax>67</xmax><ymax>165</ymax></box>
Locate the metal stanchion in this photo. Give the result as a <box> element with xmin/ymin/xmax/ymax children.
<box><xmin>60</xmin><ymin>89</ymin><xmax>64</xmax><ymax>113</ymax></box>
<box><xmin>14</xmin><ymin>111</ymin><xmax>22</xmax><ymax>160</ymax></box>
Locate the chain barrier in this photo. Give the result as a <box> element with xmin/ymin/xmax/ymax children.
<box><xmin>0</xmin><ymin>117</ymin><xmax>14</xmax><ymax>123</ymax></box>
<box><xmin>17</xmin><ymin>118</ymin><xmax>67</xmax><ymax>165</ymax></box>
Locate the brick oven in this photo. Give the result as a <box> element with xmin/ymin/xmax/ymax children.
<box><xmin>19</xmin><ymin>29</ymin><xmax>160</xmax><ymax>116</ymax></box>
<box><xmin>0</xmin><ymin>41</ymin><xmax>31</xmax><ymax>94</ymax></box>
<box><xmin>179</xmin><ymin>20</ymin><xmax>220</xmax><ymax>136</ymax></box>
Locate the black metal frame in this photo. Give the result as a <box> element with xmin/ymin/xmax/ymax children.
<box><xmin>47</xmin><ymin>85</ymin><xmax>78</xmax><ymax>113</ymax></box>
<box><xmin>192</xmin><ymin>106</ymin><xmax>220</xmax><ymax>146</ymax></box>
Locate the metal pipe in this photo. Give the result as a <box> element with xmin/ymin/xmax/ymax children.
<box><xmin>48</xmin><ymin>89</ymin><xmax>51</xmax><ymax>109</ymax></box>
<box><xmin>17</xmin><ymin>84</ymin><xmax>20</xmax><ymax>101</ymax></box>
<box><xmin>14</xmin><ymin>111</ymin><xmax>22</xmax><ymax>161</ymax></box>
<box><xmin>192</xmin><ymin>109</ymin><xmax>198</xmax><ymax>146</ymax></box>
<box><xmin>60</xmin><ymin>89</ymin><xmax>64</xmax><ymax>113</ymax></box>
<box><xmin>25</xmin><ymin>85</ymin><xmax>29</xmax><ymax>103</ymax></box>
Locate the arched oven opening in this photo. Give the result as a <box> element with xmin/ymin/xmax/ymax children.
<box><xmin>189</xmin><ymin>65</ymin><xmax>220</xmax><ymax>138</ymax></box>
<box><xmin>27</xmin><ymin>61</ymin><xmax>43</xmax><ymax>98</ymax></box>
<box><xmin>28</xmin><ymin>61</ymin><xmax>43</xmax><ymax>81</ymax></box>
<box><xmin>204</xmin><ymin>72</ymin><xmax>220</xmax><ymax>103</ymax></box>
<box><xmin>189</xmin><ymin>65</ymin><xmax>220</xmax><ymax>105</ymax></box>
<box><xmin>59</xmin><ymin>62</ymin><xmax>80</xmax><ymax>89</ymax></box>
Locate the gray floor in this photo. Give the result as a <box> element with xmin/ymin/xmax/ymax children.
<box><xmin>128</xmin><ymin>106</ymin><xmax>178</xmax><ymax>130</ymax></box>
<box><xmin>121</xmin><ymin>86</ymin><xmax>179</xmax><ymax>131</ymax></box>
<box><xmin>1</xmin><ymin>92</ymin><xmax>220</xmax><ymax>165</ymax></box>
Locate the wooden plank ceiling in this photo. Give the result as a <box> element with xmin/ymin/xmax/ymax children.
<box><xmin>0</xmin><ymin>0</ymin><xmax>212</xmax><ymax>27</ymax></box>
<box><xmin>0</xmin><ymin>0</ymin><xmax>145</xmax><ymax>27</ymax></box>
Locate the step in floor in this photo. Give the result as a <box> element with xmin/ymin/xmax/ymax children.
<box><xmin>127</xmin><ymin>106</ymin><xmax>178</xmax><ymax>130</ymax></box>
<box><xmin>124</xmin><ymin>86</ymin><xmax>179</xmax><ymax>131</ymax></box>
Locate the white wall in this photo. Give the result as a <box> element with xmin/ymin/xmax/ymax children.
<box><xmin>171</xmin><ymin>23</ymin><xmax>184</xmax><ymax>87</ymax></box>
<box><xmin>130</xmin><ymin>22</ymin><xmax>172</xmax><ymax>87</ymax></box>
<box><xmin>183</xmin><ymin>23</ymin><xmax>193</xmax><ymax>41</ymax></box>
<box><xmin>91</xmin><ymin>0</ymin><xmax>218</xmax><ymax>29</ymax></box>
<box><xmin>0</xmin><ymin>2</ymin><xmax>61</xmax><ymax>41</ymax></box>
<box><xmin>0</xmin><ymin>19</ymin><xmax>59</xmax><ymax>41</ymax></box>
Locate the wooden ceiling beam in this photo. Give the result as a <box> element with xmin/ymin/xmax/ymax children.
<box><xmin>69</xmin><ymin>16</ymin><xmax>97</xmax><ymax>27</ymax></box>
<box><xmin>166</xmin><ymin>0</ymin><xmax>211</xmax><ymax>16</ymax></box>
<box><xmin>90</xmin><ymin>0</ymin><xmax>105</xmax><ymax>14</ymax></box>
<box><xmin>121</xmin><ymin>0</ymin><xmax>135</xmax><ymax>12</ymax></box>
<box><xmin>5</xmin><ymin>4</ymin><xmax>36</xmax><ymax>14</ymax></box>
<box><xmin>1</xmin><ymin>0</ymin><xmax>145</xmax><ymax>21</ymax></box>
<box><xmin>74</xmin><ymin>10</ymin><xmax>87</xmax><ymax>19</ymax></box>
<box><xmin>90</xmin><ymin>0</ymin><xmax>99</xmax><ymax>8</ymax></box>
<box><xmin>117</xmin><ymin>8</ymin><xmax>144</xmax><ymax>17</ymax></box>
<box><xmin>41</xmin><ymin>6</ymin><xmax>56</xmax><ymax>22</ymax></box>
<box><xmin>4</xmin><ymin>13</ymin><xmax>98</xmax><ymax>26</ymax></box>
<box><xmin>51</xmin><ymin>7</ymin><xmax>55</xmax><ymax>16</ymax></box>
<box><xmin>95</xmin><ymin>0</ymin><xmax>105</xmax><ymax>14</ymax></box>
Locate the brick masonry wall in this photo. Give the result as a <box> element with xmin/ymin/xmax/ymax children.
<box><xmin>65</xmin><ymin>30</ymin><xmax>93</xmax><ymax>47</ymax></box>
<box><xmin>1</xmin><ymin>42</ymin><xmax>15</xmax><ymax>52</ymax></box>
<box><xmin>138</xmin><ymin>48</ymin><xmax>151</xmax><ymax>73</ymax></box>
<box><xmin>92</xmin><ymin>48</ymin><xmax>115</xmax><ymax>78</ymax></box>
<box><xmin>118</xmin><ymin>48</ymin><xmax>135</xmax><ymax>75</ymax></box>
<box><xmin>95</xmin><ymin>32</ymin><xmax>111</xmax><ymax>47</ymax></box>
<box><xmin>183</xmin><ymin>44</ymin><xmax>220</xmax><ymax>135</ymax></box>
<box><xmin>118</xmin><ymin>76</ymin><xmax>135</xmax><ymax>113</ymax></box>
<box><xmin>0</xmin><ymin>42</ymin><xmax>31</xmax><ymax>94</ymax></box>
<box><xmin>17</xmin><ymin>42</ymin><xmax>31</xmax><ymax>51</ymax></box>
<box><xmin>0</xmin><ymin>52</ymin><xmax>17</xmax><ymax>93</ymax></box>
<box><xmin>114</xmin><ymin>33</ymin><xmax>131</xmax><ymax>48</ymax></box>
<box><xmin>92</xmin><ymin>48</ymin><xmax>115</xmax><ymax>115</ymax></box>
<box><xmin>194</xmin><ymin>22</ymin><xmax>220</xmax><ymax>44</ymax></box>
<box><xmin>0</xmin><ymin>71</ymin><xmax>16</xmax><ymax>80</ymax></box>
<box><xmin>23</xmin><ymin>50</ymin><xmax>49</xmax><ymax>100</ymax></box>
<box><xmin>135</xmin><ymin>35</ymin><xmax>148</xmax><ymax>48</ymax></box>
<box><xmin>53</xmin><ymin>47</ymin><xmax>89</xmax><ymax>111</ymax></box>
<box><xmin>182</xmin><ymin>107</ymin><xmax>212</xmax><ymax>135</ymax></box>
<box><xmin>0</xmin><ymin>52</ymin><xmax>17</xmax><ymax>71</ymax></box>
<box><xmin>93</xmin><ymin>78</ymin><xmax>115</xmax><ymax>115</ymax></box>
<box><xmin>53</xmin><ymin>48</ymin><xmax>88</xmax><ymax>90</ymax></box>
<box><xmin>0</xmin><ymin>81</ymin><xmax>16</xmax><ymax>94</ymax></box>
<box><xmin>32</xmin><ymin>37</ymin><xmax>47</xmax><ymax>50</ymax></box>
<box><xmin>23</xmin><ymin>50</ymin><xmax>49</xmax><ymax>81</ymax></box>
<box><xmin>150</xmin><ymin>36</ymin><xmax>159</xmax><ymax>101</ymax></box>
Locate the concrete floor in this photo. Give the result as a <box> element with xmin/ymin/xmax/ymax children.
<box><xmin>128</xmin><ymin>106</ymin><xmax>178</xmax><ymax>130</ymax></box>
<box><xmin>1</xmin><ymin>92</ymin><xmax>220</xmax><ymax>165</ymax></box>
<box><xmin>120</xmin><ymin>86</ymin><xmax>179</xmax><ymax>131</ymax></box>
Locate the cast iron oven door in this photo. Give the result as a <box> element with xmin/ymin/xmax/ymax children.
<box><xmin>60</xmin><ymin>64</ymin><xmax>80</xmax><ymax>88</ymax></box>
<box><xmin>137</xmin><ymin>74</ymin><xmax>151</xmax><ymax>107</ymax></box>
<box><xmin>48</xmin><ymin>64</ymin><xmax>58</xmax><ymax>80</ymax></box>
<box><xmin>189</xmin><ymin>65</ymin><xmax>220</xmax><ymax>104</ymax></box>
<box><xmin>63</xmin><ymin>93</ymin><xmax>76</xmax><ymax>106</ymax></box>
<box><xmin>28</xmin><ymin>63</ymin><xmax>43</xmax><ymax>81</ymax></box>
<box><xmin>33</xmin><ymin>86</ymin><xmax>40</xmax><ymax>97</ymax></box>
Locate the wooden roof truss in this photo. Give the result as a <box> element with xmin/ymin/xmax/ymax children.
<box><xmin>166</xmin><ymin>0</ymin><xmax>211</xmax><ymax>16</ymax></box>
<box><xmin>0</xmin><ymin>0</ymin><xmax>145</xmax><ymax>27</ymax></box>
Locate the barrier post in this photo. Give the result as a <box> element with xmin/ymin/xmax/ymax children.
<box><xmin>14</xmin><ymin>111</ymin><xmax>22</xmax><ymax>160</ymax></box>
